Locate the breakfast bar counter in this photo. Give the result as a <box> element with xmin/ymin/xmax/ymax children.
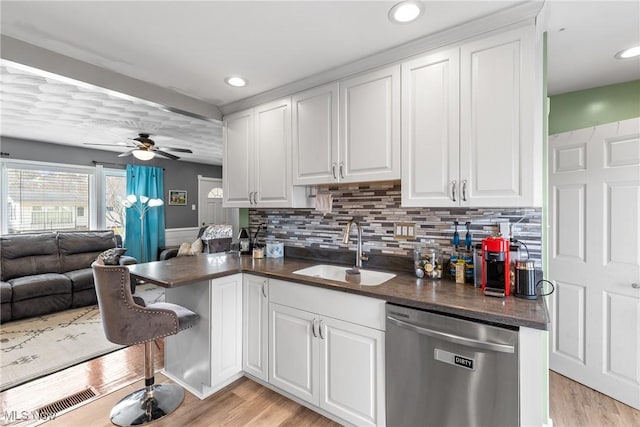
<box><xmin>128</xmin><ymin>253</ymin><xmax>549</xmax><ymax>330</ymax></box>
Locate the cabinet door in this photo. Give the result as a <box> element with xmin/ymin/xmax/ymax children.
<box><xmin>269</xmin><ymin>302</ymin><xmax>319</xmax><ymax>404</ymax></box>
<box><xmin>292</xmin><ymin>82</ymin><xmax>340</xmax><ymax>185</ymax></box>
<box><xmin>254</xmin><ymin>98</ymin><xmax>292</xmax><ymax>207</ymax></box>
<box><xmin>401</xmin><ymin>48</ymin><xmax>460</xmax><ymax>207</ymax></box>
<box><xmin>319</xmin><ymin>316</ymin><xmax>385</xmax><ymax>427</ymax></box>
<box><xmin>210</xmin><ymin>274</ymin><xmax>243</xmax><ymax>388</ymax></box>
<box><xmin>223</xmin><ymin>109</ymin><xmax>253</xmax><ymax>207</ymax></box>
<box><xmin>460</xmin><ymin>26</ymin><xmax>537</xmax><ymax>206</ymax></box>
<box><xmin>340</xmin><ymin>65</ymin><xmax>401</xmax><ymax>183</ymax></box>
<box><xmin>242</xmin><ymin>275</ymin><xmax>269</xmax><ymax>382</ymax></box>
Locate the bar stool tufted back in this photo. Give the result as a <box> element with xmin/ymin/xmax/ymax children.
<box><xmin>92</xmin><ymin>262</ymin><xmax>198</xmax><ymax>426</ymax></box>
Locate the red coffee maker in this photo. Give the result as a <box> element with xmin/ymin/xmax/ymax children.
<box><xmin>481</xmin><ymin>236</ymin><xmax>510</xmax><ymax>297</ymax></box>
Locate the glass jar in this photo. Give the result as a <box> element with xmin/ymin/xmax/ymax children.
<box><xmin>414</xmin><ymin>240</ymin><xmax>442</xmax><ymax>279</ymax></box>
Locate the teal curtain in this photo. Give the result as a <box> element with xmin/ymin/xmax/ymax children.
<box><xmin>125</xmin><ymin>165</ymin><xmax>165</xmax><ymax>262</ymax></box>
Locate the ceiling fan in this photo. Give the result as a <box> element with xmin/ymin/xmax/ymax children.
<box><xmin>85</xmin><ymin>133</ymin><xmax>193</xmax><ymax>160</ymax></box>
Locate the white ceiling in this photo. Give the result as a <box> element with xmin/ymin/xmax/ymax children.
<box><xmin>0</xmin><ymin>1</ymin><xmax>639</xmax><ymax>166</ymax></box>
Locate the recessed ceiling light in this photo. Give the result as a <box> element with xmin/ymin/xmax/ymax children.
<box><xmin>615</xmin><ymin>45</ymin><xmax>640</xmax><ymax>59</ymax></box>
<box><xmin>225</xmin><ymin>76</ymin><xmax>248</xmax><ymax>87</ymax></box>
<box><xmin>388</xmin><ymin>1</ymin><xmax>423</xmax><ymax>24</ymax></box>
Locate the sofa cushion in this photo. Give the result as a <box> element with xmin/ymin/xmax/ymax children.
<box><xmin>0</xmin><ymin>232</ymin><xmax>59</xmax><ymax>281</ymax></box>
<box><xmin>58</xmin><ymin>231</ymin><xmax>115</xmax><ymax>272</ymax></box>
<box><xmin>0</xmin><ymin>281</ymin><xmax>11</xmax><ymax>303</ymax></box>
<box><xmin>71</xmin><ymin>288</ymin><xmax>97</xmax><ymax>308</ymax></box>
<box><xmin>12</xmin><ymin>294</ymin><xmax>72</xmax><ymax>320</ymax></box>
<box><xmin>64</xmin><ymin>268</ymin><xmax>95</xmax><ymax>292</ymax></box>
<box><xmin>9</xmin><ymin>273</ymin><xmax>72</xmax><ymax>302</ymax></box>
<box><xmin>1</xmin><ymin>281</ymin><xmax>11</xmax><ymax>322</ymax></box>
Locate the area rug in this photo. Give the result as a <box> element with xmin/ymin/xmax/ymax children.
<box><xmin>0</xmin><ymin>284</ymin><xmax>164</xmax><ymax>391</ymax></box>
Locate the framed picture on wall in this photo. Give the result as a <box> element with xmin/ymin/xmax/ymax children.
<box><xmin>168</xmin><ymin>190</ymin><xmax>187</xmax><ymax>206</ymax></box>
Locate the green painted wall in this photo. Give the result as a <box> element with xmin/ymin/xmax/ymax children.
<box><xmin>549</xmin><ymin>80</ymin><xmax>640</xmax><ymax>135</ymax></box>
<box><xmin>239</xmin><ymin>208</ymin><xmax>249</xmax><ymax>228</ymax></box>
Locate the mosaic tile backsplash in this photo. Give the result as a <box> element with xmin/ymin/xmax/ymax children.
<box><xmin>249</xmin><ymin>182</ymin><xmax>542</xmax><ymax>264</ymax></box>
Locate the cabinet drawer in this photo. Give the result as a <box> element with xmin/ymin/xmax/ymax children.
<box><xmin>269</xmin><ymin>279</ymin><xmax>385</xmax><ymax>331</ymax></box>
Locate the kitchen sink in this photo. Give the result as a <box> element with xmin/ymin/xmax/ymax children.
<box><xmin>293</xmin><ymin>264</ymin><xmax>395</xmax><ymax>286</ymax></box>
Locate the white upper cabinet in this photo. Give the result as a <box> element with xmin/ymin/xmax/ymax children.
<box><xmin>340</xmin><ymin>65</ymin><xmax>401</xmax><ymax>183</ymax></box>
<box><xmin>223</xmin><ymin>108</ymin><xmax>253</xmax><ymax>206</ymax></box>
<box><xmin>223</xmin><ymin>98</ymin><xmax>308</xmax><ymax>208</ymax></box>
<box><xmin>292</xmin><ymin>66</ymin><xmax>401</xmax><ymax>185</ymax></box>
<box><xmin>460</xmin><ymin>26</ymin><xmax>538</xmax><ymax>206</ymax></box>
<box><xmin>402</xmin><ymin>48</ymin><xmax>460</xmax><ymax>207</ymax></box>
<box><xmin>292</xmin><ymin>82</ymin><xmax>339</xmax><ymax>185</ymax></box>
<box><xmin>402</xmin><ymin>25</ymin><xmax>541</xmax><ymax>207</ymax></box>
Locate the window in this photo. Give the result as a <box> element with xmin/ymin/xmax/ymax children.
<box><xmin>1</xmin><ymin>160</ymin><xmax>130</xmax><ymax>235</ymax></box>
<box><xmin>4</xmin><ymin>164</ymin><xmax>92</xmax><ymax>233</ymax></box>
<box><xmin>104</xmin><ymin>171</ymin><xmax>126</xmax><ymax>236</ymax></box>
<box><xmin>208</xmin><ymin>187</ymin><xmax>223</xmax><ymax>199</ymax></box>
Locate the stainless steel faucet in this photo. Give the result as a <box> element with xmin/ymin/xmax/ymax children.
<box><xmin>342</xmin><ymin>220</ymin><xmax>367</xmax><ymax>270</ymax></box>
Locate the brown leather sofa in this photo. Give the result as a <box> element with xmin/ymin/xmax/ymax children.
<box><xmin>0</xmin><ymin>230</ymin><xmax>136</xmax><ymax>323</ymax></box>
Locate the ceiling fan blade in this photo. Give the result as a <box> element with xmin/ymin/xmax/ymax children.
<box><xmin>162</xmin><ymin>147</ymin><xmax>193</xmax><ymax>153</ymax></box>
<box><xmin>118</xmin><ymin>149</ymin><xmax>135</xmax><ymax>157</ymax></box>
<box><xmin>155</xmin><ymin>150</ymin><xmax>180</xmax><ymax>160</ymax></box>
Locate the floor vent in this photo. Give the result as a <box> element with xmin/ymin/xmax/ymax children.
<box><xmin>36</xmin><ymin>387</ymin><xmax>97</xmax><ymax>417</ymax></box>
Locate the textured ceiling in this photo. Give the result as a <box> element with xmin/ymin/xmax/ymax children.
<box><xmin>0</xmin><ymin>61</ymin><xmax>223</xmax><ymax>165</ymax></box>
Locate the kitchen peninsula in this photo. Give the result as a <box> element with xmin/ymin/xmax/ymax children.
<box><xmin>128</xmin><ymin>253</ymin><xmax>550</xmax><ymax>426</ymax></box>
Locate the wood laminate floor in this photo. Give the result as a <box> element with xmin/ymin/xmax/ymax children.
<box><xmin>1</xmin><ymin>342</ymin><xmax>639</xmax><ymax>426</ymax></box>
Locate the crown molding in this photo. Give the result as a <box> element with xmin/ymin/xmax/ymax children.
<box><xmin>220</xmin><ymin>0</ymin><xmax>542</xmax><ymax>115</ymax></box>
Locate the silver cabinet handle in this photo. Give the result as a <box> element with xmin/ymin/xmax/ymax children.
<box><xmin>311</xmin><ymin>318</ymin><xmax>318</xmax><ymax>338</ymax></box>
<box><xmin>451</xmin><ymin>181</ymin><xmax>457</xmax><ymax>202</ymax></box>
<box><xmin>332</xmin><ymin>162</ymin><xmax>337</xmax><ymax>180</ymax></box>
<box><xmin>318</xmin><ymin>319</ymin><xmax>324</xmax><ymax>340</ymax></box>
<box><xmin>339</xmin><ymin>162</ymin><xmax>345</xmax><ymax>180</ymax></box>
<box><xmin>462</xmin><ymin>180</ymin><xmax>467</xmax><ymax>202</ymax></box>
<box><xmin>633</xmin><ymin>283</ymin><xmax>640</xmax><ymax>289</ymax></box>
<box><xmin>387</xmin><ymin>315</ymin><xmax>515</xmax><ymax>353</ymax></box>
<box><xmin>252</xmin><ymin>192</ymin><xmax>258</xmax><ymax>205</ymax></box>
<box><xmin>249</xmin><ymin>191</ymin><xmax>254</xmax><ymax>205</ymax></box>
<box><xmin>261</xmin><ymin>281</ymin><xmax>267</xmax><ymax>297</ymax></box>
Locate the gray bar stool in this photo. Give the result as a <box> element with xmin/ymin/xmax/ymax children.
<box><xmin>92</xmin><ymin>263</ymin><xmax>198</xmax><ymax>426</ymax></box>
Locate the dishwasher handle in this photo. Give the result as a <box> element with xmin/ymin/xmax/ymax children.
<box><xmin>387</xmin><ymin>315</ymin><xmax>515</xmax><ymax>354</ymax></box>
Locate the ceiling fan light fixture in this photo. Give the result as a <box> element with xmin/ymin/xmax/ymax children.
<box><xmin>132</xmin><ymin>149</ymin><xmax>155</xmax><ymax>161</ymax></box>
<box><xmin>225</xmin><ymin>76</ymin><xmax>248</xmax><ymax>87</ymax></box>
<box><xmin>615</xmin><ymin>45</ymin><xmax>640</xmax><ymax>59</ymax></box>
<box><xmin>388</xmin><ymin>1</ymin><xmax>423</xmax><ymax>24</ymax></box>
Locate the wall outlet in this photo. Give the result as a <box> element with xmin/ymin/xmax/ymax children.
<box><xmin>394</xmin><ymin>222</ymin><xmax>416</xmax><ymax>240</ymax></box>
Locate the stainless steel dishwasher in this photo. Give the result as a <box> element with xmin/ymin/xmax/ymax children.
<box><xmin>386</xmin><ymin>304</ymin><xmax>519</xmax><ymax>426</ymax></box>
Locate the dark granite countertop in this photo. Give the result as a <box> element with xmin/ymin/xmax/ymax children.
<box><xmin>128</xmin><ymin>253</ymin><xmax>550</xmax><ymax>330</ymax></box>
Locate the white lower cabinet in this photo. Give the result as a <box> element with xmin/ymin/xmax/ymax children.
<box><xmin>268</xmin><ymin>279</ymin><xmax>386</xmax><ymax>426</ymax></box>
<box><xmin>242</xmin><ymin>274</ymin><xmax>269</xmax><ymax>382</ymax></box>
<box><xmin>269</xmin><ymin>303</ymin><xmax>319</xmax><ymax>402</ymax></box>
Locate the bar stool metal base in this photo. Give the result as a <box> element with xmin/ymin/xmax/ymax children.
<box><xmin>109</xmin><ymin>384</ymin><xmax>185</xmax><ymax>426</ymax></box>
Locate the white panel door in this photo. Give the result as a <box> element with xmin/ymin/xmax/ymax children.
<box><xmin>269</xmin><ymin>302</ymin><xmax>319</xmax><ymax>404</ymax></box>
<box><xmin>292</xmin><ymin>82</ymin><xmax>339</xmax><ymax>185</ymax></box>
<box><xmin>254</xmin><ymin>98</ymin><xmax>292</xmax><ymax>207</ymax></box>
<box><xmin>210</xmin><ymin>274</ymin><xmax>243</xmax><ymax>388</ymax></box>
<box><xmin>319</xmin><ymin>316</ymin><xmax>385</xmax><ymax>427</ymax></box>
<box><xmin>242</xmin><ymin>275</ymin><xmax>269</xmax><ymax>382</ymax></box>
<box><xmin>549</xmin><ymin>117</ymin><xmax>640</xmax><ymax>410</ymax></box>
<box><xmin>401</xmin><ymin>47</ymin><xmax>460</xmax><ymax>207</ymax></box>
<box><xmin>460</xmin><ymin>26</ymin><xmax>537</xmax><ymax>206</ymax></box>
<box><xmin>340</xmin><ymin>65</ymin><xmax>400</xmax><ymax>183</ymax></box>
<box><xmin>223</xmin><ymin>109</ymin><xmax>253</xmax><ymax>207</ymax></box>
